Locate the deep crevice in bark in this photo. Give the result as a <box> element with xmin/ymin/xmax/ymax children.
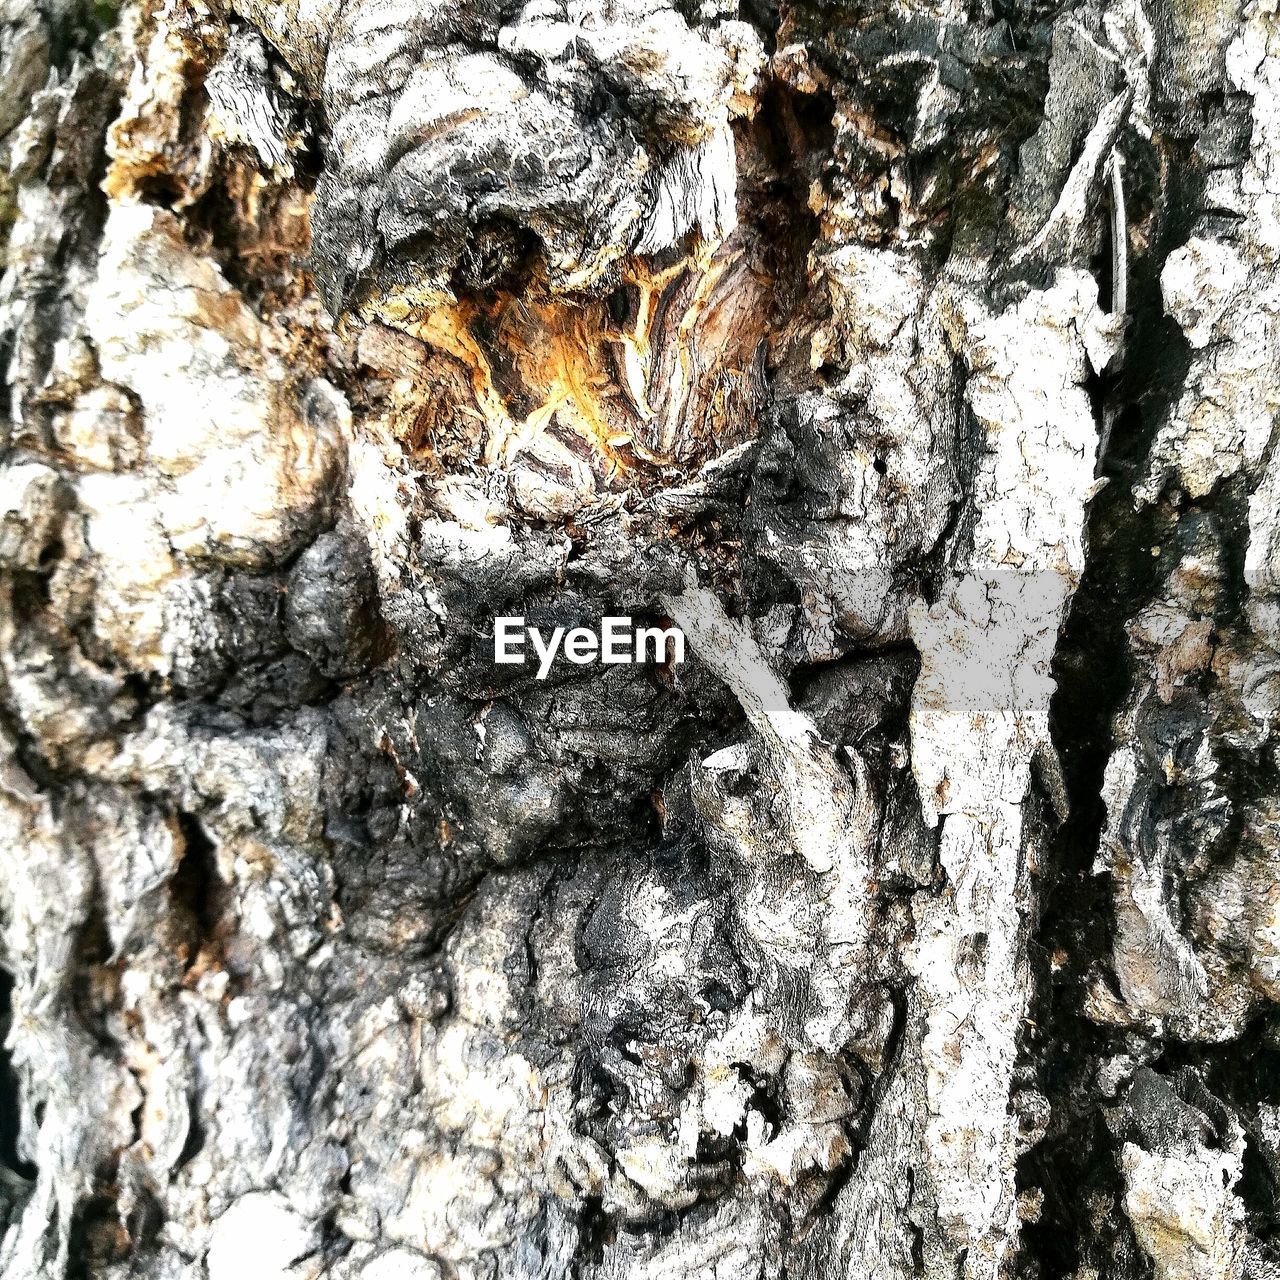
<box><xmin>0</xmin><ymin>969</ymin><xmax>35</xmax><ymax>1185</ymax></box>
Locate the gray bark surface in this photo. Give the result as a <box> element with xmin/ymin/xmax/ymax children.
<box><xmin>0</xmin><ymin>0</ymin><xmax>1277</xmax><ymax>1278</ymax></box>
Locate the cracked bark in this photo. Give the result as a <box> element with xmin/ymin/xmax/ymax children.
<box><xmin>1</xmin><ymin>0</ymin><xmax>1278</xmax><ymax>1278</ymax></box>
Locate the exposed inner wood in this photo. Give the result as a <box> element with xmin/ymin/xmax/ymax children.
<box><xmin>372</xmin><ymin>237</ymin><xmax>776</xmax><ymax>521</ymax></box>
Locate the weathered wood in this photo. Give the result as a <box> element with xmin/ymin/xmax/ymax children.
<box><xmin>1</xmin><ymin>0</ymin><xmax>1278</xmax><ymax>1277</ymax></box>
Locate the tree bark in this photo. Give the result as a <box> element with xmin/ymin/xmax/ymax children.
<box><xmin>1</xmin><ymin>0</ymin><xmax>1278</xmax><ymax>1278</ymax></box>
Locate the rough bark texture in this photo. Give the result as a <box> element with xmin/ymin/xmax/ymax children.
<box><xmin>1</xmin><ymin>1</ymin><xmax>1278</xmax><ymax>1278</ymax></box>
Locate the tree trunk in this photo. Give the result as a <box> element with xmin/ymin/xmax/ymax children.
<box><xmin>1</xmin><ymin>0</ymin><xmax>1278</xmax><ymax>1277</ymax></box>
